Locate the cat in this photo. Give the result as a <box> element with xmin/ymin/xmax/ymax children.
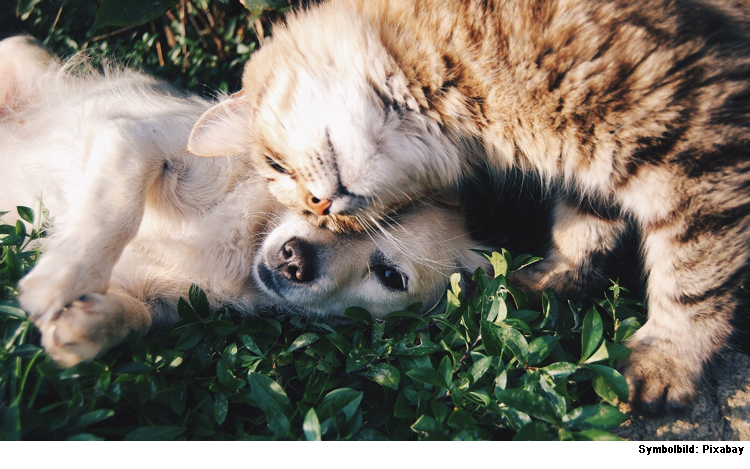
<box><xmin>187</xmin><ymin>0</ymin><xmax>750</xmax><ymax>412</ymax></box>
<box><xmin>0</xmin><ymin>35</ymin><xmax>491</xmax><ymax>366</ymax></box>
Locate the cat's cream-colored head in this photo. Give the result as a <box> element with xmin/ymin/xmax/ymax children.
<box><xmin>255</xmin><ymin>200</ymin><xmax>491</xmax><ymax>317</ymax></box>
<box><xmin>188</xmin><ymin>2</ymin><xmax>463</xmax><ymax>232</ymax></box>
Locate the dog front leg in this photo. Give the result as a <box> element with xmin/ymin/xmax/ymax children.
<box><xmin>18</xmin><ymin>119</ymin><xmax>162</xmax><ymax>325</ymax></box>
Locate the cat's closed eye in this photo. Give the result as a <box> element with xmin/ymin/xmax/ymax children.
<box><xmin>266</xmin><ymin>155</ymin><xmax>289</xmax><ymax>174</ymax></box>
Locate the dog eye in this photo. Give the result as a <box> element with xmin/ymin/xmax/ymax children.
<box><xmin>266</xmin><ymin>155</ymin><xmax>288</xmax><ymax>174</ymax></box>
<box><xmin>371</xmin><ymin>263</ymin><xmax>408</xmax><ymax>291</ymax></box>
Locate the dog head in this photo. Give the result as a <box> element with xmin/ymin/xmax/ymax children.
<box><xmin>254</xmin><ymin>200</ymin><xmax>492</xmax><ymax>318</ymax></box>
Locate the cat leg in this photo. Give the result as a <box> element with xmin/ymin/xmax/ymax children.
<box><xmin>37</xmin><ymin>289</ymin><xmax>152</xmax><ymax>367</ymax></box>
<box><xmin>622</xmin><ymin>208</ymin><xmax>747</xmax><ymax>412</ymax></box>
<box><xmin>18</xmin><ymin>120</ymin><xmax>163</xmax><ymax>324</ymax></box>
<box><xmin>510</xmin><ymin>196</ymin><xmax>626</xmax><ymax>298</ymax></box>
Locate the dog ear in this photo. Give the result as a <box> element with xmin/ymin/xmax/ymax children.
<box><xmin>0</xmin><ymin>35</ymin><xmax>55</xmax><ymax>113</ymax></box>
<box><xmin>187</xmin><ymin>91</ymin><xmax>251</xmax><ymax>158</ymax></box>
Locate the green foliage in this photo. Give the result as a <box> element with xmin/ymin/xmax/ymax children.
<box><xmin>0</xmin><ymin>207</ymin><xmax>643</xmax><ymax>440</ymax></box>
<box><xmin>7</xmin><ymin>0</ymin><xmax>294</xmax><ymax>93</ymax></box>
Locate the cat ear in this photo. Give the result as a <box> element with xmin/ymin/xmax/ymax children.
<box><xmin>187</xmin><ymin>91</ymin><xmax>251</xmax><ymax>158</ymax></box>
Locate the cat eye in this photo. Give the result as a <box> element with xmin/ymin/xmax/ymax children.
<box><xmin>265</xmin><ymin>155</ymin><xmax>288</xmax><ymax>174</ymax></box>
<box><xmin>371</xmin><ymin>263</ymin><xmax>409</xmax><ymax>291</ymax></box>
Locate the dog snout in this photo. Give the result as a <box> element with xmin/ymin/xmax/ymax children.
<box><xmin>277</xmin><ymin>238</ymin><xmax>315</xmax><ymax>283</ymax></box>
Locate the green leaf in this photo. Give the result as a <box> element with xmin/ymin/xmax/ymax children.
<box><xmin>406</xmin><ymin>367</ymin><xmax>449</xmax><ymax>389</ymax></box>
<box><xmin>16</xmin><ymin>206</ymin><xmax>34</xmax><ymax>224</ymax></box>
<box><xmin>67</xmin><ymin>433</ymin><xmax>105</xmax><ymax>441</ymax></box>
<box><xmin>248</xmin><ymin>373</ymin><xmax>293</xmax><ymax>437</ymax></box>
<box><xmin>113</xmin><ymin>362</ymin><xmax>153</xmax><ymax>375</ymax></box>
<box><xmin>447</xmin><ymin>408</ymin><xmax>476</xmax><ymax>431</ymax></box>
<box><xmin>586</xmin><ymin>364</ymin><xmax>629</xmax><ymax>404</ymax></box>
<box><xmin>513</xmin><ymin>420</ymin><xmax>559</xmax><ymax>441</ymax></box>
<box><xmin>16</xmin><ymin>0</ymin><xmax>42</xmax><ymax>19</ymax></box>
<box><xmin>344</xmin><ymin>306</ymin><xmax>372</xmax><ymax>325</ymax></box>
<box><xmin>411</xmin><ymin>415</ymin><xmax>449</xmax><ymax>440</ymax></box>
<box><xmin>303</xmin><ymin>408</ymin><xmax>322</xmax><ymax>441</ymax></box>
<box><xmin>243</xmin><ymin>0</ymin><xmax>288</xmax><ymax>15</ymax></box>
<box><xmin>606</xmin><ymin>344</ymin><xmax>631</xmax><ymax>360</ymax></box>
<box><xmin>75</xmin><ymin>409</ymin><xmax>114</xmax><ymax>429</ymax></box>
<box><xmin>527</xmin><ymin>336</ymin><xmax>559</xmax><ymax>366</ymax></box>
<box><xmin>438</xmin><ymin>355</ymin><xmax>453</xmax><ymax>388</ymax></box>
<box><xmin>124</xmin><ymin>425</ymin><xmax>185</xmax><ymax>441</ymax></box>
<box><xmin>317</xmin><ymin>388</ymin><xmax>363</xmax><ymax>435</ymax></box>
<box><xmin>248</xmin><ymin>372</ymin><xmax>293</xmax><ymax>414</ymax></box>
<box><xmin>393</xmin><ymin>334</ymin><xmax>441</xmax><ymax>356</ymax></box>
<box><xmin>175</xmin><ymin>324</ymin><xmax>203</xmax><ymax>350</ymax></box>
<box><xmin>445</xmin><ymin>273</ymin><xmax>463</xmax><ymax>316</ymax></box>
<box><xmin>539</xmin><ymin>289</ymin><xmax>559</xmax><ymax>330</ymax></box>
<box><xmin>486</xmin><ymin>322</ymin><xmax>529</xmax><ymax>363</ymax></box>
<box><xmin>92</xmin><ymin>0</ymin><xmax>180</xmax><ymax>31</ymax></box>
<box><xmin>571</xmin><ymin>429</ymin><xmax>623</xmax><ymax>441</ymax></box>
<box><xmin>188</xmin><ymin>284</ymin><xmax>211</xmax><ymax>317</ymax></box>
<box><xmin>540</xmin><ymin>362</ymin><xmax>578</xmax><ymax>380</ymax></box>
<box><xmin>562</xmin><ymin>404</ymin><xmax>628</xmax><ymax>431</ymax></box>
<box><xmin>0</xmin><ymin>235</ymin><xmax>23</xmax><ymax>246</ymax></box>
<box><xmin>483</xmin><ymin>251</ymin><xmax>508</xmax><ymax>278</ymax></box>
<box><xmin>2</xmin><ymin>404</ymin><xmax>21</xmax><ymax>441</ymax></box>
<box><xmin>394</xmin><ymin>394</ymin><xmax>416</xmax><ymax>419</ymax></box>
<box><xmin>508</xmin><ymin>309</ymin><xmax>540</xmax><ymax>323</ymax></box>
<box><xmin>505</xmin><ymin>283</ymin><xmax>530</xmax><ymax>309</ymax></box>
<box><xmin>214</xmin><ymin>393</ymin><xmax>229</xmax><ymax>425</ymax></box>
<box><xmin>0</xmin><ymin>303</ymin><xmax>27</xmax><ymax>319</ymax></box>
<box><xmin>582</xmin><ymin>340</ymin><xmax>609</xmax><ymax>364</ymax></box>
<box><xmin>495</xmin><ymin>388</ymin><xmax>560</xmax><ymax>424</ymax></box>
<box><xmin>287</xmin><ymin>332</ymin><xmax>319</xmax><ymax>352</ymax></box>
<box><xmin>368</xmin><ymin>363</ymin><xmax>400</xmax><ymax>390</ymax></box>
<box><xmin>614</xmin><ymin>317</ymin><xmax>642</xmax><ymax>344</ymax></box>
<box><xmin>580</xmin><ymin>307</ymin><xmax>603</xmax><ymax>363</ymax></box>
<box><xmin>384</xmin><ymin>310</ymin><xmax>429</xmax><ymax>325</ymax></box>
<box><xmin>240</xmin><ymin>334</ymin><xmax>263</xmax><ymax>356</ymax></box>
<box><xmin>346</xmin><ymin>347</ymin><xmax>370</xmax><ymax>373</ymax></box>
<box><xmin>468</xmin><ymin>355</ymin><xmax>492</xmax><ymax>383</ymax></box>
<box><xmin>511</xmin><ymin>254</ymin><xmax>543</xmax><ymax>272</ymax></box>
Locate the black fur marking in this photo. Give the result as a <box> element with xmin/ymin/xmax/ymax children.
<box><xmin>676</xmin><ymin>269</ymin><xmax>746</xmax><ymax>307</ymax></box>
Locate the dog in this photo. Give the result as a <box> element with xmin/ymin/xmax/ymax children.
<box><xmin>0</xmin><ymin>36</ymin><xmax>491</xmax><ymax>367</ymax></box>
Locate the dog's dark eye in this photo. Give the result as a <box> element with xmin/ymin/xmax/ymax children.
<box><xmin>266</xmin><ymin>155</ymin><xmax>288</xmax><ymax>174</ymax></box>
<box><xmin>371</xmin><ymin>263</ymin><xmax>408</xmax><ymax>291</ymax></box>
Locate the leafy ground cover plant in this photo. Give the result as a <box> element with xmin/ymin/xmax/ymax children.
<box><xmin>5</xmin><ymin>0</ymin><xmax>293</xmax><ymax>94</ymax></box>
<box><xmin>0</xmin><ymin>206</ymin><xmax>643</xmax><ymax>440</ymax></box>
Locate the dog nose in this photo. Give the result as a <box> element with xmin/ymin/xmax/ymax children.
<box><xmin>305</xmin><ymin>193</ymin><xmax>332</xmax><ymax>216</ymax></box>
<box><xmin>277</xmin><ymin>238</ymin><xmax>315</xmax><ymax>283</ymax></box>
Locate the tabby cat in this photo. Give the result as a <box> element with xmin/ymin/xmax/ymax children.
<box><xmin>188</xmin><ymin>0</ymin><xmax>750</xmax><ymax>412</ymax></box>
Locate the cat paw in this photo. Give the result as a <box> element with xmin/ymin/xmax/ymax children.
<box><xmin>37</xmin><ymin>293</ymin><xmax>121</xmax><ymax>367</ymax></box>
<box><xmin>620</xmin><ymin>341</ymin><xmax>700</xmax><ymax>414</ymax></box>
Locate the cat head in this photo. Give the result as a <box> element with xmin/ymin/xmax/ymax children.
<box><xmin>254</xmin><ymin>200</ymin><xmax>492</xmax><ymax>318</ymax></box>
<box><xmin>188</xmin><ymin>3</ymin><xmax>462</xmax><ymax>232</ymax></box>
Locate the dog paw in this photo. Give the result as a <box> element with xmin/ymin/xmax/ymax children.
<box><xmin>620</xmin><ymin>338</ymin><xmax>701</xmax><ymax>414</ymax></box>
<box><xmin>18</xmin><ymin>255</ymin><xmax>110</xmax><ymax>323</ymax></box>
<box><xmin>37</xmin><ymin>293</ymin><xmax>123</xmax><ymax>367</ymax></box>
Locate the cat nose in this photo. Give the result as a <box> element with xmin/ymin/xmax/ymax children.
<box><xmin>277</xmin><ymin>238</ymin><xmax>315</xmax><ymax>283</ymax></box>
<box><xmin>305</xmin><ymin>192</ymin><xmax>332</xmax><ymax>216</ymax></box>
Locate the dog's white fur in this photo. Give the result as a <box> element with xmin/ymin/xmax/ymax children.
<box><xmin>0</xmin><ymin>36</ymin><xmax>491</xmax><ymax>367</ymax></box>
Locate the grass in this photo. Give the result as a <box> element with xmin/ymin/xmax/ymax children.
<box><xmin>0</xmin><ymin>205</ymin><xmax>644</xmax><ymax>440</ymax></box>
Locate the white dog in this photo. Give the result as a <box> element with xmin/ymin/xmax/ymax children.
<box><xmin>0</xmin><ymin>36</ymin><xmax>491</xmax><ymax>367</ymax></box>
